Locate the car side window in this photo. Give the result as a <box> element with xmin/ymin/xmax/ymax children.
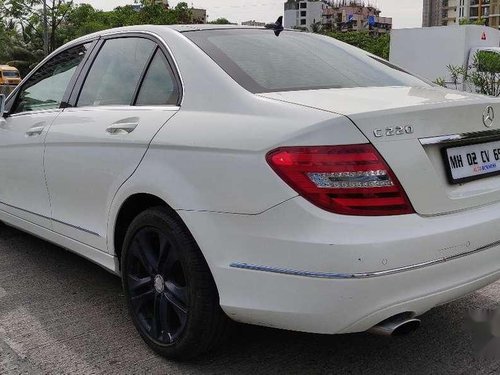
<box><xmin>135</xmin><ymin>49</ymin><xmax>180</xmax><ymax>106</ymax></box>
<box><xmin>77</xmin><ymin>37</ymin><xmax>155</xmax><ymax>107</ymax></box>
<box><xmin>12</xmin><ymin>43</ymin><xmax>91</xmax><ymax>114</ymax></box>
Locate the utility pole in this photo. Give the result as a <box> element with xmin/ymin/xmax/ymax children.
<box><xmin>43</xmin><ymin>0</ymin><xmax>49</xmax><ymax>55</ymax></box>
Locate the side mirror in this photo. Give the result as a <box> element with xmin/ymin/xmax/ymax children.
<box><xmin>0</xmin><ymin>94</ymin><xmax>5</xmax><ymax>117</ymax></box>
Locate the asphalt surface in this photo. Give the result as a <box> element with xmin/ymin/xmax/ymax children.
<box><xmin>1</xmin><ymin>225</ymin><xmax>500</xmax><ymax>374</ymax></box>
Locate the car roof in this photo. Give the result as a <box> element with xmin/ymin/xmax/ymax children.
<box><xmin>66</xmin><ymin>24</ymin><xmax>271</xmax><ymax>45</ymax></box>
<box><xmin>59</xmin><ymin>24</ymin><xmax>294</xmax><ymax>59</ymax></box>
<box><xmin>168</xmin><ymin>24</ymin><xmax>265</xmax><ymax>32</ymax></box>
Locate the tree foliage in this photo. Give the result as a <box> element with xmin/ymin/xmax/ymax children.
<box><xmin>466</xmin><ymin>51</ymin><xmax>500</xmax><ymax>96</ymax></box>
<box><xmin>1</xmin><ymin>0</ymin><xmax>74</xmax><ymax>55</ymax></box>
<box><xmin>0</xmin><ymin>1</ymin><xmax>200</xmax><ymax>75</ymax></box>
<box><xmin>324</xmin><ymin>30</ymin><xmax>390</xmax><ymax>59</ymax></box>
<box><xmin>459</xmin><ymin>17</ymin><xmax>487</xmax><ymax>26</ymax></box>
<box><xmin>437</xmin><ymin>51</ymin><xmax>500</xmax><ymax>97</ymax></box>
<box><xmin>208</xmin><ymin>18</ymin><xmax>231</xmax><ymax>24</ymax></box>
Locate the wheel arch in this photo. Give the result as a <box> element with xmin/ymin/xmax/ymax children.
<box><xmin>111</xmin><ymin>192</ymin><xmax>203</xmax><ymax>271</ymax></box>
<box><xmin>112</xmin><ymin>193</ymin><xmax>167</xmax><ymax>263</ymax></box>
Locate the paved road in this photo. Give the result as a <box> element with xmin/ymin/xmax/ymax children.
<box><xmin>1</xmin><ymin>225</ymin><xmax>500</xmax><ymax>374</ymax></box>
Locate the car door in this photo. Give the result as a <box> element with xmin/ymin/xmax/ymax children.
<box><xmin>44</xmin><ymin>35</ymin><xmax>181</xmax><ymax>251</ymax></box>
<box><xmin>0</xmin><ymin>42</ymin><xmax>94</xmax><ymax>228</ymax></box>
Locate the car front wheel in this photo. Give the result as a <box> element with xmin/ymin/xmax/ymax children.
<box><xmin>121</xmin><ymin>207</ymin><xmax>229</xmax><ymax>360</ymax></box>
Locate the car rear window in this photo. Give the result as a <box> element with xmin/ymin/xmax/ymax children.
<box><xmin>184</xmin><ymin>29</ymin><xmax>429</xmax><ymax>93</ymax></box>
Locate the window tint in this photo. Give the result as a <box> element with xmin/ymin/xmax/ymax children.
<box><xmin>13</xmin><ymin>43</ymin><xmax>91</xmax><ymax>114</ymax></box>
<box><xmin>136</xmin><ymin>50</ymin><xmax>179</xmax><ymax>106</ymax></box>
<box><xmin>185</xmin><ymin>29</ymin><xmax>430</xmax><ymax>93</ymax></box>
<box><xmin>78</xmin><ymin>38</ymin><xmax>155</xmax><ymax>107</ymax></box>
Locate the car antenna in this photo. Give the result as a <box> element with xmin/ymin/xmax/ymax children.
<box><xmin>265</xmin><ymin>16</ymin><xmax>284</xmax><ymax>37</ymax></box>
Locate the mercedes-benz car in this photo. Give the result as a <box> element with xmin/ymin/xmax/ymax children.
<box><xmin>2</xmin><ymin>24</ymin><xmax>500</xmax><ymax>360</ymax></box>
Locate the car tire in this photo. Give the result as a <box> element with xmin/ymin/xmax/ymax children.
<box><xmin>121</xmin><ymin>206</ymin><xmax>230</xmax><ymax>360</ymax></box>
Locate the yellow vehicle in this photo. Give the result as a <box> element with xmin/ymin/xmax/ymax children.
<box><xmin>0</xmin><ymin>65</ymin><xmax>21</xmax><ymax>86</ymax></box>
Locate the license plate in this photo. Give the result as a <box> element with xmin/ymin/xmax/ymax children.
<box><xmin>444</xmin><ymin>140</ymin><xmax>500</xmax><ymax>183</ymax></box>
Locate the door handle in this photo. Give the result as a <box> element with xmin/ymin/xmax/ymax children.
<box><xmin>25</xmin><ymin>125</ymin><xmax>46</xmax><ymax>137</ymax></box>
<box><xmin>106</xmin><ymin>122</ymin><xmax>139</xmax><ymax>135</ymax></box>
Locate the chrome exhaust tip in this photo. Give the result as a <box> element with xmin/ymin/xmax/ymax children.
<box><xmin>368</xmin><ymin>313</ymin><xmax>421</xmax><ymax>336</ymax></box>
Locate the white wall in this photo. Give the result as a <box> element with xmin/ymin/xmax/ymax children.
<box><xmin>305</xmin><ymin>1</ymin><xmax>324</xmax><ymax>28</ymax></box>
<box><xmin>390</xmin><ymin>26</ymin><xmax>500</xmax><ymax>83</ymax></box>
<box><xmin>284</xmin><ymin>9</ymin><xmax>298</xmax><ymax>28</ymax></box>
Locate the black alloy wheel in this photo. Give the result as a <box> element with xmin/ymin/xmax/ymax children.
<box><xmin>121</xmin><ymin>207</ymin><xmax>230</xmax><ymax>360</ymax></box>
<box><xmin>126</xmin><ymin>226</ymin><xmax>188</xmax><ymax>344</ymax></box>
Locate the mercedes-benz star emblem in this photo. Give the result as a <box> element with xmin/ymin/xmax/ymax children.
<box><xmin>154</xmin><ymin>275</ymin><xmax>165</xmax><ymax>293</ymax></box>
<box><xmin>483</xmin><ymin>106</ymin><xmax>495</xmax><ymax>128</ymax></box>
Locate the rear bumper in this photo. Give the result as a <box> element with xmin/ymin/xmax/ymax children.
<box><xmin>178</xmin><ymin>197</ymin><xmax>500</xmax><ymax>334</ymax></box>
<box><xmin>230</xmin><ymin>235</ymin><xmax>500</xmax><ymax>279</ymax></box>
<box><xmin>223</xmin><ymin>246</ymin><xmax>500</xmax><ymax>334</ymax></box>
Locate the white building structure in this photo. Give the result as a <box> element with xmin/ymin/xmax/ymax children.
<box><xmin>284</xmin><ymin>0</ymin><xmax>327</xmax><ymax>30</ymax></box>
<box><xmin>424</xmin><ymin>0</ymin><xmax>500</xmax><ymax>28</ymax></box>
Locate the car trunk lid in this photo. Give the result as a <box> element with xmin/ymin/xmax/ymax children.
<box><xmin>260</xmin><ymin>86</ymin><xmax>500</xmax><ymax>216</ymax></box>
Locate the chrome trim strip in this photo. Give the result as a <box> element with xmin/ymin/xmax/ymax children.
<box><xmin>230</xmin><ymin>239</ymin><xmax>500</xmax><ymax>279</ymax></box>
<box><xmin>147</xmin><ymin>31</ymin><xmax>185</xmax><ymax>106</ymax></box>
<box><xmin>63</xmin><ymin>105</ymin><xmax>180</xmax><ymax>112</ymax></box>
<box><xmin>54</xmin><ymin>30</ymin><xmax>185</xmax><ymax>107</ymax></box>
<box><xmin>420</xmin><ymin>129</ymin><xmax>500</xmax><ymax>145</ymax></box>
<box><xmin>0</xmin><ymin>200</ymin><xmax>101</xmax><ymax>238</ymax></box>
<box><xmin>5</xmin><ymin>30</ymin><xmax>185</xmax><ymax>107</ymax></box>
<box><xmin>51</xmin><ymin>218</ymin><xmax>101</xmax><ymax>237</ymax></box>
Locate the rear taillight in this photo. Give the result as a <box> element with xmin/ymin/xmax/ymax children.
<box><xmin>266</xmin><ymin>145</ymin><xmax>414</xmax><ymax>216</ymax></box>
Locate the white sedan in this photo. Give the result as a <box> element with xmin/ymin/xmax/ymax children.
<box><xmin>2</xmin><ymin>24</ymin><xmax>500</xmax><ymax>360</ymax></box>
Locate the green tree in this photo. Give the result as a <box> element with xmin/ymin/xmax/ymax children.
<box><xmin>438</xmin><ymin>51</ymin><xmax>500</xmax><ymax>96</ymax></box>
<box><xmin>310</xmin><ymin>21</ymin><xmax>322</xmax><ymax>33</ymax></box>
<box><xmin>106</xmin><ymin>6</ymin><xmax>141</xmax><ymax>27</ymax></box>
<box><xmin>46</xmin><ymin>0</ymin><xmax>74</xmax><ymax>53</ymax></box>
<box><xmin>0</xmin><ymin>0</ymin><xmax>45</xmax><ymax>74</ymax></box>
<box><xmin>2</xmin><ymin>0</ymin><xmax>75</xmax><ymax>54</ymax></box>
<box><xmin>172</xmin><ymin>2</ymin><xmax>192</xmax><ymax>24</ymax></box>
<box><xmin>324</xmin><ymin>31</ymin><xmax>390</xmax><ymax>59</ymax></box>
<box><xmin>58</xmin><ymin>4</ymin><xmax>108</xmax><ymax>43</ymax></box>
<box><xmin>459</xmin><ymin>17</ymin><xmax>487</xmax><ymax>25</ymax></box>
<box><xmin>209</xmin><ymin>18</ymin><xmax>231</xmax><ymax>24</ymax></box>
<box><xmin>467</xmin><ymin>51</ymin><xmax>500</xmax><ymax>96</ymax></box>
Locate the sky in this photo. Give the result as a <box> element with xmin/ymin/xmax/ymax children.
<box><xmin>75</xmin><ymin>0</ymin><xmax>423</xmax><ymax>29</ymax></box>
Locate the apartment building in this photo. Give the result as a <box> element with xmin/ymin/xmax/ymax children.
<box><xmin>284</xmin><ymin>0</ymin><xmax>392</xmax><ymax>34</ymax></box>
<box><xmin>423</xmin><ymin>0</ymin><xmax>500</xmax><ymax>28</ymax></box>
<box><xmin>323</xmin><ymin>2</ymin><xmax>392</xmax><ymax>33</ymax></box>
<box><xmin>423</xmin><ymin>0</ymin><xmax>443</xmax><ymax>26</ymax></box>
<box><xmin>284</xmin><ymin>0</ymin><xmax>327</xmax><ymax>29</ymax></box>
<box><xmin>489</xmin><ymin>0</ymin><xmax>500</xmax><ymax>28</ymax></box>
